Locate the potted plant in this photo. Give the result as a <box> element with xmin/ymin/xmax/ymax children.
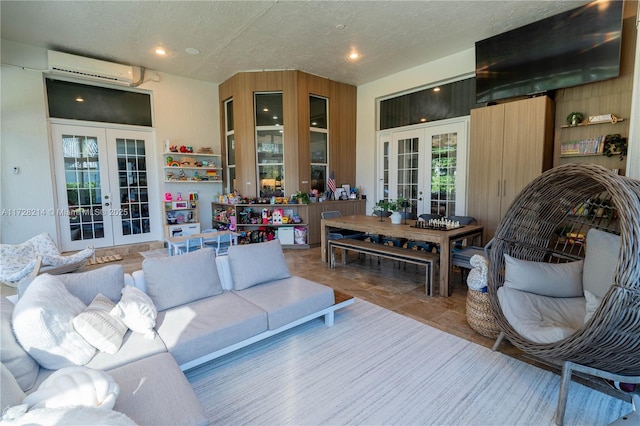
<box><xmin>374</xmin><ymin>197</ymin><xmax>408</xmax><ymax>224</ymax></box>
<box><xmin>294</xmin><ymin>191</ymin><xmax>310</xmax><ymax>205</ymax></box>
<box><xmin>603</xmin><ymin>134</ymin><xmax>628</xmax><ymax>161</ymax></box>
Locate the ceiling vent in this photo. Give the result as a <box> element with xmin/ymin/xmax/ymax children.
<box><xmin>48</xmin><ymin>50</ymin><xmax>134</xmax><ymax>86</ymax></box>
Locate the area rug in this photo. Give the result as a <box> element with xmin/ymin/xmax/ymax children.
<box><xmin>185</xmin><ymin>299</ymin><xmax>629</xmax><ymax>425</ymax></box>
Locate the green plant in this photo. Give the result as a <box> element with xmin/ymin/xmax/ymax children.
<box><xmin>603</xmin><ymin>134</ymin><xmax>628</xmax><ymax>161</ymax></box>
<box><xmin>566</xmin><ymin>112</ymin><xmax>584</xmax><ymax>126</ymax></box>
<box><xmin>374</xmin><ymin>197</ymin><xmax>409</xmax><ymax>212</ymax></box>
<box><xmin>294</xmin><ymin>191</ymin><xmax>310</xmax><ymax>204</ymax></box>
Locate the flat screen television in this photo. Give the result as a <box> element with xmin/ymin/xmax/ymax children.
<box><xmin>475</xmin><ymin>0</ymin><xmax>623</xmax><ymax>104</ymax></box>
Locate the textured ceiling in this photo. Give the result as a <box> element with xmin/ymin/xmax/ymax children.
<box><xmin>1</xmin><ymin>1</ymin><xmax>591</xmax><ymax>86</ymax></box>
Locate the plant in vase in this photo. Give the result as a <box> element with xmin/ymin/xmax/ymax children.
<box><xmin>374</xmin><ymin>197</ymin><xmax>408</xmax><ymax>224</ymax></box>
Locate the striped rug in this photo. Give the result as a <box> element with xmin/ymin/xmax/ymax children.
<box><xmin>185</xmin><ymin>299</ymin><xmax>629</xmax><ymax>425</ymax></box>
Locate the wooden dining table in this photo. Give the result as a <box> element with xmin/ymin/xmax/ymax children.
<box><xmin>321</xmin><ymin>215</ymin><xmax>483</xmax><ymax>297</ymax></box>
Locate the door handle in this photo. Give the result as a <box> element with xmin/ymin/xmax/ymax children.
<box><xmin>497</xmin><ymin>180</ymin><xmax>501</xmax><ymax>197</ymax></box>
<box><xmin>503</xmin><ymin>180</ymin><xmax>507</xmax><ymax>197</ymax></box>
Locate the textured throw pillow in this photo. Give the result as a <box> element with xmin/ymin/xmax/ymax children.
<box><xmin>73</xmin><ymin>294</ymin><xmax>128</xmax><ymax>354</ymax></box>
<box><xmin>22</xmin><ymin>366</ymin><xmax>120</xmax><ymax>411</ymax></box>
<box><xmin>110</xmin><ymin>286</ymin><xmax>157</xmax><ymax>339</ymax></box>
<box><xmin>12</xmin><ymin>274</ymin><xmax>96</xmax><ymax>370</ymax></box>
<box><xmin>0</xmin><ymin>297</ymin><xmax>39</xmax><ymax>392</ymax></box>
<box><xmin>142</xmin><ymin>248</ymin><xmax>223</xmax><ymax>311</ymax></box>
<box><xmin>228</xmin><ymin>240</ymin><xmax>291</xmax><ymax>291</ymax></box>
<box><xmin>504</xmin><ymin>254</ymin><xmax>584</xmax><ymax>298</ymax></box>
<box><xmin>583</xmin><ymin>228</ymin><xmax>621</xmax><ymax>298</ymax></box>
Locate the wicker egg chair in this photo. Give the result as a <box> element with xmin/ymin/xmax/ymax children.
<box><xmin>486</xmin><ymin>163</ymin><xmax>640</xmax><ymax>425</ymax></box>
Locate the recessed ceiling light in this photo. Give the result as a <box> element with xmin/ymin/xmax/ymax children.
<box><xmin>185</xmin><ymin>47</ymin><xmax>200</xmax><ymax>55</ymax></box>
<box><xmin>263</xmin><ymin>107</ymin><xmax>269</xmax><ymax>112</ymax></box>
<box><xmin>75</xmin><ymin>97</ymin><xmax>84</xmax><ymax>102</ymax></box>
<box><xmin>348</xmin><ymin>52</ymin><xmax>360</xmax><ymax>60</ymax></box>
<box><xmin>155</xmin><ymin>47</ymin><xmax>167</xmax><ymax>56</ymax></box>
<box><xmin>420</xmin><ymin>118</ymin><xmax>427</xmax><ymax>122</ymax></box>
<box><xmin>273</xmin><ymin>116</ymin><xmax>278</xmax><ymax>120</ymax></box>
<box><xmin>433</xmin><ymin>87</ymin><xmax>441</xmax><ymax>92</ymax></box>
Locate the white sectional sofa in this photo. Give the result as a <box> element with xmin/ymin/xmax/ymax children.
<box><xmin>1</xmin><ymin>240</ymin><xmax>351</xmax><ymax>425</ymax></box>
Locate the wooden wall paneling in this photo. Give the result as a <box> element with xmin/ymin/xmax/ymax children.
<box><xmin>283</xmin><ymin>71</ymin><xmax>299</xmax><ymax>196</ymax></box>
<box><xmin>553</xmin><ymin>11</ymin><xmax>637</xmax><ymax>174</ymax></box>
<box><xmin>296</xmin><ymin>71</ymin><xmax>311</xmax><ymax>194</ymax></box>
<box><xmin>329</xmin><ymin>82</ymin><xmax>357</xmax><ymax>188</ymax></box>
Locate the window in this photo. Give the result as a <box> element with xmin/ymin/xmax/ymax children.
<box><xmin>46</xmin><ymin>78</ymin><xmax>152</xmax><ymax>127</ymax></box>
<box><xmin>430</xmin><ymin>132</ymin><xmax>458</xmax><ymax>216</ymax></box>
<box><xmin>379</xmin><ymin>78</ymin><xmax>477</xmax><ymax>130</ymax></box>
<box><xmin>225</xmin><ymin>99</ymin><xmax>236</xmax><ymax>193</ymax></box>
<box><xmin>255</xmin><ymin>93</ymin><xmax>284</xmax><ymax>197</ymax></box>
<box><xmin>310</xmin><ymin>95</ymin><xmax>328</xmax><ymax>194</ymax></box>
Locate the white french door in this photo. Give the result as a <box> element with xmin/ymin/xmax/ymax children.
<box><xmin>51</xmin><ymin>124</ymin><xmax>159</xmax><ymax>251</ymax></box>
<box><xmin>377</xmin><ymin>118</ymin><xmax>469</xmax><ymax>217</ymax></box>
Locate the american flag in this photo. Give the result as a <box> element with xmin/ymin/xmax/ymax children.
<box><xmin>327</xmin><ymin>171</ymin><xmax>337</xmax><ymax>193</ymax></box>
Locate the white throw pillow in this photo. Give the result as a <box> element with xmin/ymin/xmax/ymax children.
<box><xmin>73</xmin><ymin>294</ymin><xmax>128</xmax><ymax>354</ymax></box>
<box><xmin>12</xmin><ymin>274</ymin><xmax>96</xmax><ymax>370</ymax></box>
<box><xmin>504</xmin><ymin>254</ymin><xmax>584</xmax><ymax>298</ymax></box>
<box><xmin>583</xmin><ymin>228</ymin><xmax>621</xmax><ymax>298</ymax></box>
<box><xmin>22</xmin><ymin>366</ymin><xmax>119</xmax><ymax>410</ymax></box>
<box><xmin>110</xmin><ymin>285</ymin><xmax>157</xmax><ymax>339</ymax></box>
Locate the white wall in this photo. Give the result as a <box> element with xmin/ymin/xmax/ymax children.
<box><xmin>355</xmin><ymin>48</ymin><xmax>476</xmax><ymax>212</ymax></box>
<box><xmin>0</xmin><ymin>39</ymin><xmax>221</xmax><ymax>245</ymax></box>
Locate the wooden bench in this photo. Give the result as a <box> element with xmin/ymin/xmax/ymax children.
<box><xmin>328</xmin><ymin>239</ymin><xmax>437</xmax><ymax>296</ymax></box>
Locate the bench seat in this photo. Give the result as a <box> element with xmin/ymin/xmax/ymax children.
<box><xmin>329</xmin><ymin>239</ymin><xmax>437</xmax><ymax>296</ymax></box>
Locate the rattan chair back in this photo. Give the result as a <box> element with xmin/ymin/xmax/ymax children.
<box><xmin>487</xmin><ymin>163</ymin><xmax>640</xmax><ymax>376</ymax></box>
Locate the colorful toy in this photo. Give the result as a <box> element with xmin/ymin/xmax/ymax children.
<box><xmin>272</xmin><ymin>209</ymin><xmax>283</xmax><ymax>224</ymax></box>
<box><xmin>165</xmin><ymin>192</ymin><xmax>172</xmax><ymax>201</ymax></box>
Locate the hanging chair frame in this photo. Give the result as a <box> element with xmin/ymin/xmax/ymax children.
<box><xmin>487</xmin><ymin>163</ymin><xmax>640</xmax><ymax>375</ymax></box>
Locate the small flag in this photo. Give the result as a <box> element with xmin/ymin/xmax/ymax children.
<box><xmin>327</xmin><ymin>171</ymin><xmax>337</xmax><ymax>193</ymax></box>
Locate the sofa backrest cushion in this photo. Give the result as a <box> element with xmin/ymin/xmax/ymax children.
<box><xmin>12</xmin><ymin>274</ymin><xmax>96</xmax><ymax>370</ymax></box>
<box><xmin>142</xmin><ymin>248</ymin><xmax>223</xmax><ymax>311</ymax></box>
<box><xmin>1</xmin><ymin>297</ymin><xmax>39</xmax><ymax>392</ymax></box>
<box><xmin>227</xmin><ymin>240</ymin><xmax>291</xmax><ymax>291</ymax></box>
<box><xmin>1</xmin><ymin>362</ymin><xmax>26</xmax><ymax>411</ymax></box>
<box><xmin>583</xmin><ymin>228</ymin><xmax>621</xmax><ymax>298</ymax></box>
<box><xmin>504</xmin><ymin>254</ymin><xmax>584</xmax><ymax>298</ymax></box>
<box><xmin>18</xmin><ymin>264</ymin><xmax>125</xmax><ymax>306</ymax></box>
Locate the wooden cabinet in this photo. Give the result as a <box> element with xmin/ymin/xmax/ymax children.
<box><xmin>468</xmin><ymin>96</ymin><xmax>554</xmax><ymax>241</ymax></box>
<box><xmin>164</xmin><ymin>200</ymin><xmax>200</xmax><ymax>238</ymax></box>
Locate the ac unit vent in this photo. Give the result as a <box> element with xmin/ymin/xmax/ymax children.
<box><xmin>48</xmin><ymin>51</ymin><xmax>134</xmax><ymax>86</ymax></box>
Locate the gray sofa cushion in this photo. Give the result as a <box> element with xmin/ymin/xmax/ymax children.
<box><xmin>85</xmin><ymin>329</ymin><xmax>167</xmax><ymax>372</ymax></box>
<box><xmin>235</xmin><ymin>276</ymin><xmax>335</xmax><ymax>330</ymax></box>
<box><xmin>227</xmin><ymin>240</ymin><xmax>291</xmax><ymax>290</ymax></box>
<box><xmin>583</xmin><ymin>228</ymin><xmax>621</xmax><ymax>298</ymax></box>
<box><xmin>18</xmin><ymin>265</ymin><xmax>125</xmax><ymax>306</ymax></box>
<box><xmin>1</xmin><ymin>362</ymin><xmax>27</xmax><ymax>411</ymax></box>
<box><xmin>142</xmin><ymin>248</ymin><xmax>223</xmax><ymax>311</ymax></box>
<box><xmin>108</xmin><ymin>352</ymin><xmax>208</xmax><ymax>426</ymax></box>
<box><xmin>1</xmin><ymin>297</ymin><xmax>39</xmax><ymax>392</ymax></box>
<box><xmin>155</xmin><ymin>292</ymin><xmax>268</xmax><ymax>366</ymax></box>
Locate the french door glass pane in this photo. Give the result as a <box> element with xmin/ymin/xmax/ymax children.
<box><xmin>397</xmin><ymin>137</ymin><xmax>419</xmax><ymax>214</ymax></box>
<box><xmin>62</xmin><ymin>134</ymin><xmax>103</xmax><ymax>241</ymax></box>
<box><xmin>116</xmin><ymin>138</ymin><xmax>150</xmax><ymax>236</ymax></box>
<box><xmin>430</xmin><ymin>132</ymin><xmax>458</xmax><ymax>216</ymax></box>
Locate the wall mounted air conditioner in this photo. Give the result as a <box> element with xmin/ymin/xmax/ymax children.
<box><xmin>47</xmin><ymin>50</ymin><xmax>134</xmax><ymax>86</ymax></box>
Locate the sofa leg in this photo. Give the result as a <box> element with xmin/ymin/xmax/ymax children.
<box><xmin>324</xmin><ymin>311</ymin><xmax>335</xmax><ymax>326</ymax></box>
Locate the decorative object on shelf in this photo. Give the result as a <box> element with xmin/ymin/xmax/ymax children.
<box><xmin>294</xmin><ymin>191</ymin><xmax>310</xmax><ymax>205</ymax></box>
<box><xmin>560</xmin><ymin>136</ymin><xmax>605</xmax><ymax>157</ymax></box>
<box><xmin>566</xmin><ymin>112</ymin><xmax>584</xmax><ymax>126</ymax></box>
<box><xmin>589</xmin><ymin>113</ymin><xmax>618</xmax><ymax>124</ymax></box>
<box><xmin>164</xmin><ymin>192</ymin><xmax>172</xmax><ymax>202</ymax></box>
<box><xmin>603</xmin><ymin>133</ymin><xmax>628</xmax><ymax>161</ymax></box>
<box><xmin>197</xmin><ymin>147</ymin><xmax>214</xmax><ymax>154</ymax></box>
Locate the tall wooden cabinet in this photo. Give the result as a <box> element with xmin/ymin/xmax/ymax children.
<box><xmin>468</xmin><ymin>96</ymin><xmax>555</xmax><ymax>241</ymax></box>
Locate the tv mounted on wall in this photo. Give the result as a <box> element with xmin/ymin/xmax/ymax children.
<box><xmin>475</xmin><ymin>0</ymin><xmax>623</xmax><ymax>104</ymax></box>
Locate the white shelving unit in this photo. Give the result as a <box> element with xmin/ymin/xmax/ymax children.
<box><xmin>163</xmin><ymin>152</ymin><xmax>223</xmax><ymax>184</ymax></box>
